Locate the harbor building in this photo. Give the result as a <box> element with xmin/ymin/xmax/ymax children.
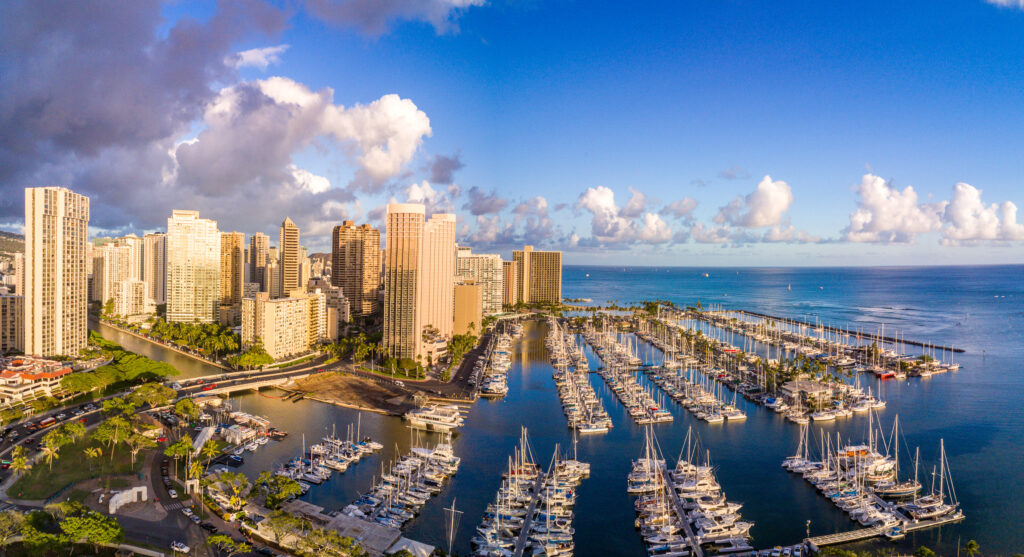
<box><xmin>143</xmin><ymin>232</ymin><xmax>166</xmax><ymax>305</ymax></box>
<box><xmin>279</xmin><ymin>217</ymin><xmax>301</xmax><ymax>295</ymax></box>
<box><xmin>0</xmin><ymin>356</ymin><xmax>72</xmax><ymax>407</ymax></box>
<box><xmin>23</xmin><ymin>187</ymin><xmax>90</xmax><ymax>357</ymax></box>
<box><xmin>166</xmin><ymin>210</ymin><xmax>220</xmax><ymax>323</ymax></box>
<box><xmin>456</xmin><ymin>247</ymin><xmax>503</xmax><ymax>315</ymax></box>
<box><xmin>331</xmin><ymin>221</ymin><xmax>381</xmax><ymax>317</ymax></box>
<box><xmin>512</xmin><ymin>245</ymin><xmax>562</xmax><ymax>304</ymax></box>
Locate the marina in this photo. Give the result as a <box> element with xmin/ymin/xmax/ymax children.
<box><xmin>88</xmin><ymin>264</ymin><xmax>1023</xmax><ymax>555</ymax></box>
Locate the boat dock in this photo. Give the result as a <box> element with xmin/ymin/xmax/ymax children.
<box><xmin>658</xmin><ymin>464</ymin><xmax>704</xmax><ymax>557</ymax></box>
<box><xmin>511</xmin><ymin>466</ymin><xmax>551</xmax><ymax>557</ymax></box>
<box><xmin>711</xmin><ymin>309</ymin><xmax>964</xmax><ymax>353</ymax></box>
<box><xmin>806</xmin><ymin>507</ymin><xmax>965</xmax><ymax>550</ymax></box>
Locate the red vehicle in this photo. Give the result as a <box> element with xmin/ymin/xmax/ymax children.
<box><xmin>157</xmin><ymin>437</ymin><xmax>168</xmax><ymax>442</ymax></box>
<box><xmin>202</xmin><ymin>384</ymin><xmax>216</xmax><ymax>391</ymax></box>
<box><xmin>38</xmin><ymin>417</ymin><xmax>56</xmax><ymax>428</ymax></box>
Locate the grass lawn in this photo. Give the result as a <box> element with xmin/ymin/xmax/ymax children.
<box><xmin>356</xmin><ymin>365</ymin><xmax>426</xmax><ymax>381</ymax></box>
<box><xmin>9</xmin><ymin>435</ymin><xmax>143</xmax><ymax>500</ymax></box>
<box><xmin>271</xmin><ymin>354</ymin><xmax>316</xmax><ymax>369</ymax></box>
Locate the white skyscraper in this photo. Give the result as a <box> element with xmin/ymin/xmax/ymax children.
<box><xmin>144</xmin><ymin>232</ymin><xmax>166</xmax><ymax>305</ymax></box>
<box><xmin>23</xmin><ymin>187</ymin><xmax>90</xmax><ymax>357</ymax></box>
<box><xmin>166</xmin><ymin>210</ymin><xmax>220</xmax><ymax>323</ymax></box>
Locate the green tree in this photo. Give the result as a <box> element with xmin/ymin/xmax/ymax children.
<box><xmin>0</xmin><ymin>510</ymin><xmax>24</xmax><ymax>547</ymax></box>
<box><xmin>126</xmin><ymin>432</ymin><xmax>157</xmax><ymax>466</ymax></box>
<box><xmin>130</xmin><ymin>382</ymin><xmax>176</xmax><ymax>407</ymax></box>
<box><xmin>256</xmin><ymin>470</ymin><xmax>303</xmax><ymax>509</ymax></box>
<box><xmin>174</xmin><ymin>398</ymin><xmax>200</xmax><ymax>421</ymax></box>
<box><xmin>215</xmin><ymin>471</ymin><xmax>251</xmax><ymax>511</ymax></box>
<box><xmin>265</xmin><ymin>510</ymin><xmax>305</xmax><ymax>544</ymax></box>
<box><xmin>964</xmin><ymin>540</ymin><xmax>981</xmax><ymax>557</ymax></box>
<box><xmin>10</xmin><ymin>446</ymin><xmax>32</xmax><ymax>477</ymax></box>
<box><xmin>165</xmin><ymin>435</ymin><xmax>193</xmax><ymax>478</ymax></box>
<box><xmin>207</xmin><ymin>534</ymin><xmax>252</xmax><ymax>557</ymax></box>
<box><xmin>94</xmin><ymin>414</ymin><xmax>132</xmax><ymax>461</ymax></box>
<box><xmin>83</xmin><ymin>446</ymin><xmax>103</xmax><ymax>473</ymax></box>
<box><xmin>914</xmin><ymin>547</ymin><xmax>936</xmax><ymax>557</ymax></box>
<box><xmin>53</xmin><ymin>501</ymin><xmax>125</xmax><ymax>553</ymax></box>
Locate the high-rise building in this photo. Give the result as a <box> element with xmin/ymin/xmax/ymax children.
<box><xmin>219</xmin><ymin>231</ymin><xmax>245</xmax><ymax>324</ymax></box>
<box><xmin>308</xmin><ymin>277</ymin><xmax>350</xmax><ymax>341</ymax></box>
<box><xmin>13</xmin><ymin>253</ymin><xmax>24</xmax><ymax>296</ymax></box>
<box><xmin>279</xmin><ymin>217</ymin><xmax>300</xmax><ymax>295</ymax></box>
<box><xmin>420</xmin><ymin>213</ymin><xmax>456</xmax><ymax>347</ymax></box>
<box><xmin>111</xmin><ymin>279</ymin><xmax>147</xmax><ymax>317</ymax></box>
<box><xmin>96</xmin><ymin>243</ymin><xmax>132</xmax><ymax>305</ymax></box>
<box><xmin>512</xmin><ymin>245</ymin><xmax>562</xmax><ymax>304</ymax></box>
<box><xmin>383</xmin><ymin>204</ymin><xmax>456</xmax><ymax>361</ymax></box>
<box><xmin>241</xmin><ymin>292</ymin><xmax>311</xmax><ymax>361</ymax></box>
<box><xmin>143</xmin><ymin>233</ymin><xmax>166</xmax><ymax>305</ymax></box>
<box><xmin>453</xmin><ymin>280</ymin><xmax>482</xmax><ymax>336</ymax></box>
<box><xmin>331</xmin><ymin>221</ymin><xmax>381</xmax><ymax>317</ymax></box>
<box><xmin>502</xmin><ymin>260</ymin><xmax>519</xmax><ymax>307</ymax></box>
<box><xmin>456</xmin><ymin>247</ymin><xmax>503</xmax><ymax>315</ymax></box>
<box><xmin>384</xmin><ymin>204</ymin><xmax>424</xmax><ymax>360</ymax></box>
<box><xmin>265</xmin><ymin>259</ymin><xmax>281</xmax><ymax>299</ymax></box>
<box><xmin>23</xmin><ymin>187</ymin><xmax>90</xmax><ymax>357</ymax></box>
<box><xmin>249</xmin><ymin>232</ymin><xmax>269</xmax><ymax>290</ymax></box>
<box><xmin>116</xmin><ymin>233</ymin><xmax>144</xmax><ymax>281</ymax></box>
<box><xmin>0</xmin><ymin>295</ymin><xmax>24</xmax><ymax>354</ymax></box>
<box><xmin>166</xmin><ymin>210</ymin><xmax>220</xmax><ymax>323</ymax></box>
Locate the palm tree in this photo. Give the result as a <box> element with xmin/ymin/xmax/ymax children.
<box><xmin>10</xmin><ymin>447</ymin><xmax>31</xmax><ymax>477</ymax></box>
<box><xmin>201</xmin><ymin>442</ymin><xmax>220</xmax><ymax>472</ymax></box>
<box><xmin>83</xmin><ymin>447</ymin><xmax>102</xmax><ymax>474</ymax></box>
<box><xmin>40</xmin><ymin>442</ymin><xmax>61</xmax><ymax>471</ymax></box>
<box><xmin>964</xmin><ymin>540</ymin><xmax>980</xmax><ymax>557</ymax></box>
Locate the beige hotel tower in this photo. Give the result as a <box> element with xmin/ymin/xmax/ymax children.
<box><xmin>383</xmin><ymin>204</ymin><xmax>456</xmax><ymax>361</ymax></box>
<box><xmin>166</xmin><ymin>210</ymin><xmax>220</xmax><ymax>323</ymax></box>
<box><xmin>23</xmin><ymin>187</ymin><xmax>90</xmax><ymax>357</ymax></box>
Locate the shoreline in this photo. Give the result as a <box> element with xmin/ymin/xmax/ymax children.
<box><xmin>91</xmin><ymin>318</ymin><xmax>231</xmax><ymax>370</ymax></box>
<box><xmin>275</xmin><ymin>384</ymin><xmax>397</xmax><ymax>416</ymax></box>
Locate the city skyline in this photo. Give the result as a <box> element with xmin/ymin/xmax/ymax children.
<box><xmin>2</xmin><ymin>1</ymin><xmax>1024</xmax><ymax>267</ymax></box>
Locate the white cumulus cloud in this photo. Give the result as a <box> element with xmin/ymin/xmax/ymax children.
<box><xmin>715</xmin><ymin>175</ymin><xmax>794</xmax><ymax>228</ymax></box>
<box><xmin>941</xmin><ymin>182</ymin><xmax>1024</xmax><ymax>244</ymax></box>
<box><xmin>637</xmin><ymin>213</ymin><xmax>672</xmax><ymax>244</ymax></box>
<box><xmin>843</xmin><ymin>174</ymin><xmax>945</xmax><ymax>243</ymax></box>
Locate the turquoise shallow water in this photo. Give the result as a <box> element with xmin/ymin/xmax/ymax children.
<box><xmin>98</xmin><ymin>265</ymin><xmax>1024</xmax><ymax>555</ymax></box>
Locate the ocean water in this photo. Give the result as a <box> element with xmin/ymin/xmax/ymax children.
<box><xmin>97</xmin><ymin>265</ymin><xmax>1024</xmax><ymax>555</ymax></box>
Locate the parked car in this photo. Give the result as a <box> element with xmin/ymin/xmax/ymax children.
<box><xmin>171</xmin><ymin>541</ymin><xmax>190</xmax><ymax>554</ymax></box>
<box><xmin>200</xmin><ymin>522</ymin><xmax>218</xmax><ymax>533</ymax></box>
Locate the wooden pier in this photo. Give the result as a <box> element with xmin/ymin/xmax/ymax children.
<box><xmin>659</xmin><ymin>464</ymin><xmax>705</xmax><ymax>557</ymax></box>
<box><xmin>511</xmin><ymin>467</ymin><xmax>551</xmax><ymax>557</ymax></box>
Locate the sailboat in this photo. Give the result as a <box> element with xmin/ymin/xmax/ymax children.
<box><xmin>899</xmin><ymin>439</ymin><xmax>960</xmax><ymax>520</ymax></box>
<box><xmin>872</xmin><ymin>416</ymin><xmax>922</xmax><ymax>498</ymax></box>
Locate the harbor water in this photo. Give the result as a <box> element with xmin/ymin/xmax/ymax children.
<box><xmin>94</xmin><ymin>265</ymin><xmax>1024</xmax><ymax>555</ymax></box>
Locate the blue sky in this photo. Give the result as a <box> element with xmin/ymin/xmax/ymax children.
<box><xmin>3</xmin><ymin>0</ymin><xmax>1024</xmax><ymax>265</ymax></box>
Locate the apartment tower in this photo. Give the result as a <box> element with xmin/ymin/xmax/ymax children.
<box><xmin>456</xmin><ymin>247</ymin><xmax>503</xmax><ymax>315</ymax></box>
<box><xmin>279</xmin><ymin>217</ymin><xmax>300</xmax><ymax>294</ymax></box>
<box><xmin>249</xmin><ymin>232</ymin><xmax>270</xmax><ymax>291</ymax></box>
<box><xmin>143</xmin><ymin>233</ymin><xmax>166</xmax><ymax>305</ymax></box>
<box><xmin>23</xmin><ymin>187</ymin><xmax>90</xmax><ymax>357</ymax></box>
<box><xmin>219</xmin><ymin>231</ymin><xmax>245</xmax><ymax>324</ymax></box>
<box><xmin>166</xmin><ymin>210</ymin><xmax>220</xmax><ymax>323</ymax></box>
<box><xmin>331</xmin><ymin>221</ymin><xmax>381</xmax><ymax>317</ymax></box>
<box><xmin>512</xmin><ymin>245</ymin><xmax>562</xmax><ymax>304</ymax></box>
